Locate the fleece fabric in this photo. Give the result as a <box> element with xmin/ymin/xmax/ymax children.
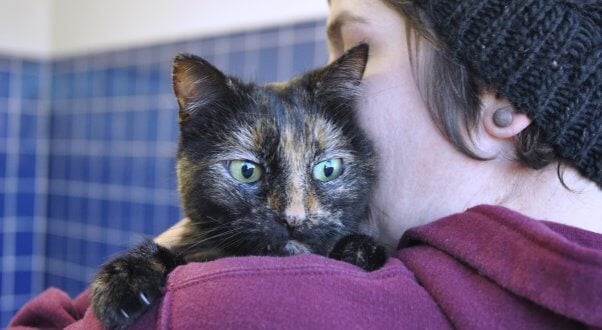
<box><xmin>8</xmin><ymin>205</ymin><xmax>602</xmax><ymax>329</ymax></box>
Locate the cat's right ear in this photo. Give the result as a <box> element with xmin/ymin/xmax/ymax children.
<box><xmin>318</xmin><ymin>43</ymin><xmax>369</xmax><ymax>96</ymax></box>
<box><xmin>172</xmin><ymin>53</ymin><xmax>228</xmax><ymax>123</ymax></box>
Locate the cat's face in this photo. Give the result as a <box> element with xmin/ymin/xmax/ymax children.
<box><xmin>173</xmin><ymin>44</ymin><xmax>375</xmax><ymax>256</ymax></box>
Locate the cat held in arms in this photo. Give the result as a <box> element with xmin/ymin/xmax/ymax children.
<box><xmin>91</xmin><ymin>43</ymin><xmax>387</xmax><ymax>328</ymax></box>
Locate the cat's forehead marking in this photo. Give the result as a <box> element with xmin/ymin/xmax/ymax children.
<box><xmin>309</xmin><ymin>115</ymin><xmax>345</xmax><ymax>152</ymax></box>
<box><xmin>228</xmin><ymin>125</ymin><xmax>258</xmax><ymax>154</ymax></box>
<box><xmin>250</xmin><ymin>120</ymin><xmax>265</xmax><ymax>149</ymax></box>
<box><xmin>278</xmin><ymin>103</ymin><xmax>342</xmax><ymax>226</ymax></box>
<box><xmin>281</xmin><ymin>120</ymin><xmax>308</xmax><ymax>219</ymax></box>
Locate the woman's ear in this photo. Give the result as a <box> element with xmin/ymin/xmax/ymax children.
<box><xmin>481</xmin><ymin>93</ymin><xmax>531</xmax><ymax>139</ymax></box>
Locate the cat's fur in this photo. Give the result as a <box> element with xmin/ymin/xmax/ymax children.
<box><xmin>91</xmin><ymin>43</ymin><xmax>386</xmax><ymax>328</ymax></box>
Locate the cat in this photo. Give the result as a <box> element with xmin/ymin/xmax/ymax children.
<box><xmin>91</xmin><ymin>43</ymin><xmax>387</xmax><ymax>328</ymax></box>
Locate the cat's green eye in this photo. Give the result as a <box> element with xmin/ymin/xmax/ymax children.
<box><xmin>229</xmin><ymin>160</ymin><xmax>263</xmax><ymax>183</ymax></box>
<box><xmin>313</xmin><ymin>158</ymin><xmax>343</xmax><ymax>182</ymax></box>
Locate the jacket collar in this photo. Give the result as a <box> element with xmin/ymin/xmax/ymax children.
<box><xmin>399</xmin><ymin>205</ymin><xmax>602</xmax><ymax>326</ymax></box>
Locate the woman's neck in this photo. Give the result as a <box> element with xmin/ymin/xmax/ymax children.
<box><xmin>502</xmin><ymin>164</ymin><xmax>602</xmax><ymax>233</ymax></box>
<box><xmin>371</xmin><ymin>155</ymin><xmax>601</xmax><ymax>252</ymax></box>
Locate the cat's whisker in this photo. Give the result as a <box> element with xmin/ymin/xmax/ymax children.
<box><xmin>210</xmin><ymin>226</ymin><xmax>249</xmax><ymax>251</ymax></box>
<box><xmin>179</xmin><ymin>224</ymin><xmax>227</xmax><ymax>241</ymax></box>
<box><xmin>215</xmin><ymin>236</ymin><xmax>240</xmax><ymax>250</ymax></box>
<box><xmin>187</xmin><ymin>227</ymin><xmax>239</xmax><ymax>245</ymax></box>
<box><xmin>175</xmin><ymin>227</ymin><xmax>242</xmax><ymax>256</ymax></box>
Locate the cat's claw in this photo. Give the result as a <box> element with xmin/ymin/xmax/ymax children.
<box><xmin>139</xmin><ymin>292</ymin><xmax>152</xmax><ymax>306</ymax></box>
<box><xmin>120</xmin><ymin>309</ymin><xmax>130</xmax><ymax>320</ymax></box>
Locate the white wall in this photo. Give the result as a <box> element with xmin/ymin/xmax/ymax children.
<box><xmin>0</xmin><ymin>0</ymin><xmax>328</xmax><ymax>58</ymax></box>
<box><xmin>0</xmin><ymin>0</ymin><xmax>52</xmax><ymax>58</ymax></box>
<box><xmin>51</xmin><ymin>0</ymin><xmax>328</xmax><ymax>57</ymax></box>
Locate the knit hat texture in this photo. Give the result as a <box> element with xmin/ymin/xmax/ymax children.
<box><xmin>416</xmin><ymin>0</ymin><xmax>601</xmax><ymax>186</ymax></box>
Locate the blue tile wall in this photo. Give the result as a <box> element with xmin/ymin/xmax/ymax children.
<box><xmin>0</xmin><ymin>19</ymin><xmax>327</xmax><ymax>327</ymax></box>
<box><xmin>0</xmin><ymin>56</ymin><xmax>49</xmax><ymax>326</ymax></box>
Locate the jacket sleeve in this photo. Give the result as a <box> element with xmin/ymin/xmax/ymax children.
<box><xmin>9</xmin><ymin>254</ymin><xmax>451</xmax><ymax>329</ymax></box>
<box><xmin>8</xmin><ymin>288</ymin><xmax>90</xmax><ymax>329</ymax></box>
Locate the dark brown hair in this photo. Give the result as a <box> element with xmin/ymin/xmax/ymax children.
<box><xmin>383</xmin><ymin>0</ymin><xmax>556</xmax><ymax>169</ymax></box>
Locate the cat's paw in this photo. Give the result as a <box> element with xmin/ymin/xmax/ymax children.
<box><xmin>91</xmin><ymin>240</ymin><xmax>180</xmax><ymax>328</ymax></box>
<box><xmin>329</xmin><ymin>234</ymin><xmax>387</xmax><ymax>271</ymax></box>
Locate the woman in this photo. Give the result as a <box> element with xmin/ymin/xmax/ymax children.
<box><xmin>10</xmin><ymin>0</ymin><xmax>601</xmax><ymax>328</ymax></box>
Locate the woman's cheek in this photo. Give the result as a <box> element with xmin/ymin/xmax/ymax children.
<box><xmin>342</xmin><ymin>23</ymin><xmax>372</xmax><ymax>50</ymax></box>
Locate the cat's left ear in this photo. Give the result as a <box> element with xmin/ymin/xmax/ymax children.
<box><xmin>317</xmin><ymin>43</ymin><xmax>369</xmax><ymax>98</ymax></box>
<box><xmin>172</xmin><ymin>53</ymin><xmax>228</xmax><ymax>122</ymax></box>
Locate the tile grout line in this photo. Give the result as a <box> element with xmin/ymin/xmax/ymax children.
<box><xmin>1</xmin><ymin>57</ymin><xmax>21</xmax><ymax>313</ymax></box>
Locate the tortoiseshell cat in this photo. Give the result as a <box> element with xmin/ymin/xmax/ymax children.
<box><xmin>91</xmin><ymin>43</ymin><xmax>386</xmax><ymax>328</ymax></box>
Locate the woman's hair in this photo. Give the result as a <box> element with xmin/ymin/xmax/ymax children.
<box><xmin>382</xmin><ymin>0</ymin><xmax>556</xmax><ymax>169</ymax></box>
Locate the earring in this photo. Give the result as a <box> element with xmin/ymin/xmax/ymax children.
<box><xmin>493</xmin><ymin>107</ymin><xmax>513</xmax><ymax>128</ymax></box>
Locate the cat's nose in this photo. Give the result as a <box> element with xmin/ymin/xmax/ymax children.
<box><xmin>285</xmin><ymin>216</ymin><xmax>304</xmax><ymax>228</ymax></box>
<box><xmin>283</xmin><ymin>205</ymin><xmax>306</xmax><ymax>226</ymax></box>
<box><xmin>276</xmin><ymin>215</ymin><xmax>304</xmax><ymax>231</ymax></box>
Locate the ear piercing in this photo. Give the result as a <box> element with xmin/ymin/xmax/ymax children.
<box><xmin>493</xmin><ymin>107</ymin><xmax>513</xmax><ymax>128</ymax></box>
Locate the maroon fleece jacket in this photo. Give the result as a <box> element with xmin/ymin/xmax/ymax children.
<box><xmin>9</xmin><ymin>205</ymin><xmax>602</xmax><ymax>329</ymax></box>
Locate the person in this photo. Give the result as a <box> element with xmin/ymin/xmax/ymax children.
<box><xmin>9</xmin><ymin>0</ymin><xmax>601</xmax><ymax>328</ymax></box>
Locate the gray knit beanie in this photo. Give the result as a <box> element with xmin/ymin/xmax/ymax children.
<box><xmin>415</xmin><ymin>0</ymin><xmax>601</xmax><ymax>186</ymax></box>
